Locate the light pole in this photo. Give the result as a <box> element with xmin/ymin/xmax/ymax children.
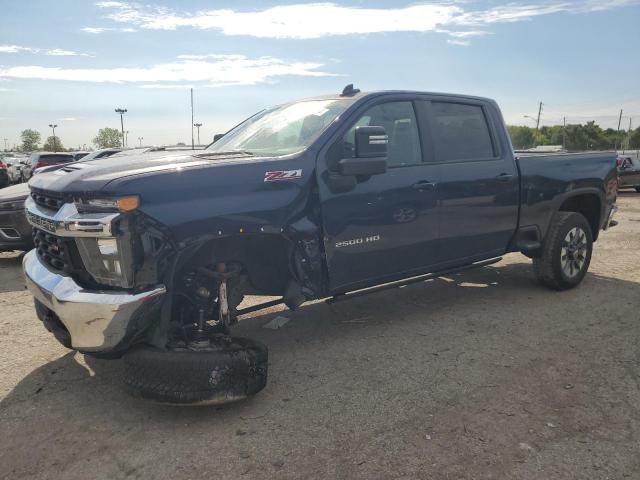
<box><xmin>194</xmin><ymin>123</ymin><xmax>202</xmax><ymax>146</ymax></box>
<box><xmin>48</xmin><ymin>124</ymin><xmax>58</xmax><ymax>152</ymax></box>
<box><xmin>125</xmin><ymin>130</ymin><xmax>129</xmax><ymax>148</ymax></box>
<box><xmin>115</xmin><ymin>108</ymin><xmax>127</xmax><ymax>148</ymax></box>
<box><xmin>138</xmin><ymin>137</ymin><xmax>143</xmax><ymax>147</ymax></box>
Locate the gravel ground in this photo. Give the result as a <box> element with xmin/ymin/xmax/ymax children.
<box><xmin>1</xmin><ymin>193</ymin><xmax>639</xmax><ymax>480</ymax></box>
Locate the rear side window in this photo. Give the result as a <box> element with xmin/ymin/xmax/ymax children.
<box><xmin>40</xmin><ymin>154</ymin><xmax>73</xmax><ymax>164</ymax></box>
<box><xmin>431</xmin><ymin>102</ymin><xmax>495</xmax><ymax>162</ymax></box>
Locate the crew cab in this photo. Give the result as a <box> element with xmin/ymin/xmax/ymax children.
<box><xmin>23</xmin><ymin>87</ymin><xmax>618</xmax><ymax>405</ymax></box>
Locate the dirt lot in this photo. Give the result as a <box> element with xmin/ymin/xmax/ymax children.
<box><xmin>1</xmin><ymin>194</ymin><xmax>639</xmax><ymax>480</ymax></box>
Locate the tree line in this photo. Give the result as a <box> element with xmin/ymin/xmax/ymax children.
<box><xmin>508</xmin><ymin>121</ymin><xmax>640</xmax><ymax>151</ymax></box>
<box><xmin>11</xmin><ymin>122</ymin><xmax>640</xmax><ymax>153</ymax></box>
<box><xmin>14</xmin><ymin>127</ymin><xmax>123</xmax><ymax>152</ymax></box>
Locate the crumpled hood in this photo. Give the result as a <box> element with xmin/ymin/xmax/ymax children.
<box><xmin>28</xmin><ymin>150</ymin><xmax>219</xmax><ymax>193</ymax></box>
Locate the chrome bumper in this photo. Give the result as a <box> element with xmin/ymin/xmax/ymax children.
<box><xmin>23</xmin><ymin>250</ymin><xmax>166</xmax><ymax>351</ymax></box>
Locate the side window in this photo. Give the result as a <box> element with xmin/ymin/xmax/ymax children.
<box><xmin>343</xmin><ymin>101</ymin><xmax>422</xmax><ymax>167</ymax></box>
<box><xmin>431</xmin><ymin>102</ymin><xmax>495</xmax><ymax>162</ymax></box>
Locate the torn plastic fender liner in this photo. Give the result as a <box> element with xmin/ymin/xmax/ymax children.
<box><xmin>284</xmin><ymin>216</ymin><xmax>327</xmax><ymax>302</ymax></box>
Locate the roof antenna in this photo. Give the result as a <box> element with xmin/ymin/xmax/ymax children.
<box><xmin>340</xmin><ymin>84</ymin><xmax>360</xmax><ymax>97</ymax></box>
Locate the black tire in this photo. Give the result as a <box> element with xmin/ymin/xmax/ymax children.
<box><xmin>635</xmin><ymin>187</ymin><xmax>640</xmax><ymax>193</ymax></box>
<box><xmin>123</xmin><ymin>337</ymin><xmax>268</xmax><ymax>405</ymax></box>
<box><xmin>532</xmin><ymin>212</ymin><xmax>593</xmax><ymax>290</ymax></box>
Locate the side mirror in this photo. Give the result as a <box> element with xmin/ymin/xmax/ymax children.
<box><xmin>338</xmin><ymin>126</ymin><xmax>387</xmax><ymax>176</ymax></box>
<box><xmin>213</xmin><ymin>133</ymin><xmax>224</xmax><ymax>143</ymax></box>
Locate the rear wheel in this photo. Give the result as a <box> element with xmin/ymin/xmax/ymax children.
<box><xmin>532</xmin><ymin>212</ymin><xmax>593</xmax><ymax>290</ymax></box>
<box><xmin>635</xmin><ymin>187</ymin><xmax>640</xmax><ymax>193</ymax></box>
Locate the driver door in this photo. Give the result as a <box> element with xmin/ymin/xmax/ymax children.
<box><xmin>317</xmin><ymin>98</ymin><xmax>441</xmax><ymax>292</ymax></box>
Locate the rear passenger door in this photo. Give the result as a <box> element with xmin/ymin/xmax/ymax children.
<box><xmin>424</xmin><ymin>100</ymin><xmax>519</xmax><ymax>264</ymax></box>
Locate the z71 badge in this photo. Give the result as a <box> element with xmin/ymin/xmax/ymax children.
<box><xmin>264</xmin><ymin>169</ymin><xmax>303</xmax><ymax>182</ymax></box>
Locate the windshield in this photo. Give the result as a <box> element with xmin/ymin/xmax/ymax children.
<box><xmin>206</xmin><ymin>99</ymin><xmax>351</xmax><ymax>157</ymax></box>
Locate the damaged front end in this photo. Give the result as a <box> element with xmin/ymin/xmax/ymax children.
<box><xmin>24</xmin><ymin>189</ymin><xmax>175</xmax><ymax>354</ymax></box>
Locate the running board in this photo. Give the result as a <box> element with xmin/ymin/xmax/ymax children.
<box><xmin>236</xmin><ymin>298</ymin><xmax>285</xmax><ymax>316</ymax></box>
<box><xmin>326</xmin><ymin>257</ymin><xmax>503</xmax><ymax>304</ymax></box>
<box><xmin>236</xmin><ymin>257</ymin><xmax>502</xmax><ymax>316</ymax></box>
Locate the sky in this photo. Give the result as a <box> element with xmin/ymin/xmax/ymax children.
<box><xmin>1</xmin><ymin>0</ymin><xmax>639</xmax><ymax>149</ymax></box>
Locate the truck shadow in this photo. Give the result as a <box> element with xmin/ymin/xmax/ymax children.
<box><xmin>1</xmin><ymin>260</ymin><xmax>639</xmax><ymax>478</ymax></box>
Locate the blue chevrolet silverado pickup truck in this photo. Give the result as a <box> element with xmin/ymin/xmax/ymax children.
<box><xmin>23</xmin><ymin>86</ymin><xmax>618</xmax><ymax>404</ymax></box>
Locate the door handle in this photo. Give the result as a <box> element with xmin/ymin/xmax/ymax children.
<box><xmin>496</xmin><ymin>173</ymin><xmax>514</xmax><ymax>182</ymax></box>
<box><xmin>412</xmin><ymin>180</ymin><xmax>436</xmax><ymax>190</ymax></box>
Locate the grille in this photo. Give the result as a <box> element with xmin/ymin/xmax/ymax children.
<box><xmin>33</xmin><ymin>228</ymin><xmax>77</xmax><ymax>273</ymax></box>
<box><xmin>30</xmin><ymin>189</ymin><xmax>67</xmax><ymax>212</ymax></box>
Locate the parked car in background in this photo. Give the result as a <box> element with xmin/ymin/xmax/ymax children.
<box><xmin>0</xmin><ymin>182</ymin><xmax>31</xmax><ymax>251</ymax></box>
<box><xmin>32</xmin><ymin>148</ymin><xmax>125</xmax><ymax>176</ymax></box>
<box><xmin>79</xmin><ymin>147</ymin><xmax>122</xmax><ymax>161</ymax></box>
<box><xmin>5</xmin><ymin>157</ymin><xmax>27</xmax><ymax>184</ymax></box>
<box><xmin>22</xmin><ymin>152</ymin><xmax>75</xmax><ymax>182</ymax></box>
<box><xmin>617</xmin><ymin>155</ymin><xmax>640</xmax><ymax>192</ymax></box>
<box><xmin>71</xmin><ymin>151</ymin><xmax>90</xmax><ymax>161</ymax></box>
<box><xmin>0</xmin><ymin>159</ymin><xmax>8</xmax><ymax>188</ymax></box>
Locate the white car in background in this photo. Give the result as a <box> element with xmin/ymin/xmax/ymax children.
<box><xmin>4</xmin><ymin>157</ymin><xmax>28</xmax><ymax>184</ymax></box>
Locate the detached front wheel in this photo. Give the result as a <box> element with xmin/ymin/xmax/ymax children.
<box><xmin>533</xmin><ymin>212</ymin><xmax>593</xmax><ymax>290</ymax></box>
<box><xmin>123</xmin><ymin>336</ymin><xmax>268</xmax><ymax>405</ymax></box>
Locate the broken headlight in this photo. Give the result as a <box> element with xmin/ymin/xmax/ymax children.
<box><xmin>75</xmin><ymin>236</ymin><xmax>135</xmax><ymax>288</ymax></box>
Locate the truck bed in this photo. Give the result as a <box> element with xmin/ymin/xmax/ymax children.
<box><xmin>515</xmin><ymin>150</ymin><xmax>618</xmax><ymax>242</ymax></box>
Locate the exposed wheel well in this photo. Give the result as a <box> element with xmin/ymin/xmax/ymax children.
<box><xmin>558</xmin><ymin>194</ymin><xmax>601</xmax><ymax>241</ymax></box>
<box><xmin>185</xmin><ymin>234</ymin><xmax>292</xmax><ymax>296</ymax></box>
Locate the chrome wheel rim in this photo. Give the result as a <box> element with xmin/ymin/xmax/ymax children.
<box><xmin>561</xmin><ymin>227</ymin><xmax>587</xmax><ymax>278</ymax></box>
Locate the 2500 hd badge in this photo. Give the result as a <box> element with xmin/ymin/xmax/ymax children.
<box><xmin>335</xmin><ymin>235</ymin><xmax>381</xmax><ymax>248</ymax></box>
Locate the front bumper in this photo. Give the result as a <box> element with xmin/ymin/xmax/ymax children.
<box><xmin>23</xmin><ymin>250</ymin><xmax>166</xmax><ymax>352</ymax></box>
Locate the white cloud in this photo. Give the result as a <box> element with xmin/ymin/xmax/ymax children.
<box><xmin>0</xmin><ymin>45</ymin><xmax>37</xmax><ymax>54</ymax></box>
<box><xmin>61</xmin><ymin>117</ymin><xmax>78</xmax><ymax>121</ymax></box>
<box><xmin>81</xmin><ymin>26</ymin><xmax>136</xmax><ymax>33</ymax></box>
<box><xmin>0</xmin><ymin>44</ymin><xmax>92</xmax><ymax>56</ymax></box>
<box><xmin>446</xmin><ymin>30</ymin><xmax>492</xmax><ymax>39</ymax></box>
<box><xmin>447</xmin><ymin>39</ymin><xmax>471</xmax><ymax>47</ymax></box>
<box><xmin>93</xmin><ymin>1</ymin><xmax>638</xmax><ymax>43</ymax></box>
<box><xmin>0</xmin><ymin>54</ymin><xmax>337</xmax><ymax>87</ymax></box>
<box><xmin>46</xmin><ymin>48</ymin><xmax>93</xmax><ymax>57</ymax></box>
<box><xmin>0</xmin><ymin>87</ymin><xmax>16</xmax><ymax>92</ymax></box>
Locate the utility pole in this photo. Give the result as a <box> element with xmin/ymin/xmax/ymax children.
<box><xmin>125</xmin><ymin>130</ymin><xmax>129</xmax><ymax>148</ymax></box>
<box><xmin>3</xmin><ymin>138</ymin><xmax>7</xmax><ymax>152</ymax></box>
<box><xmin>138</xmin><ymin>137</ymin><xmax>143</xmax><ymax>147</ymax></box>
<box><xmin>48</xmin><ymin>124</ymin><xmax>58</xmax><ymax>152</ymax></box>
<box><xmin>615</xmin><ymin>109</ymin><xmax>623</xmax><ymax>151</ymax></box>
<box><xmin>535</xmin><ymin>101</ymin><xmax>543</xmax><ymax>131</ymax></box>
<box><xmin>562</xmin><ymin>116</ymin><xmax>567</xmax><ymax>151</ymax></box>
<box><xmin>115</xmin><ymin>108</ymin><xmax>127</xmax><ymax>148</ymax></box>
<box><xmin>190</xmin><ymin>88</ymin><xmax>195</xmax><ymax>150</ymax></box>
<box><xmin>194</xmin><ymin>123</ymin><xmax>202</xmax><ymax>146</ymax></box>
<box><xmin>623</xmin><ymin>117</ymin><xmax>632</xmax><ymax>154</ymax></box>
